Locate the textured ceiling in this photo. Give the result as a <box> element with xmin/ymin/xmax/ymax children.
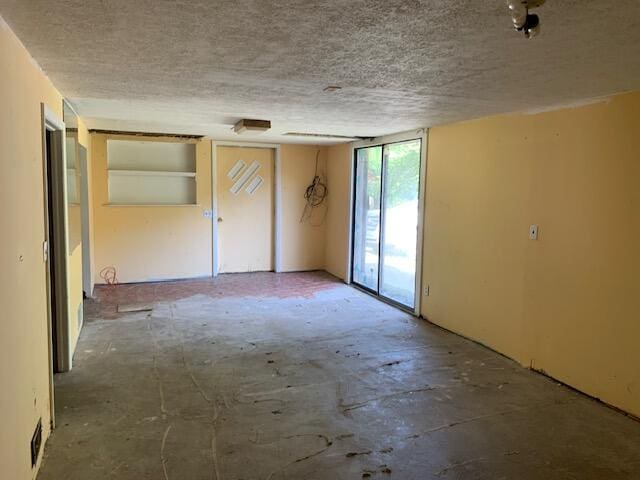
<box><xmin>1</xmin><ymin>1</ymin><xmax>639</xmax><ymax>143</ymax></box>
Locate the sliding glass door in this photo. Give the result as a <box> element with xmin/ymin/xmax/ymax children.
<box><xmin>352</xmin><ymin>139</ymin><xmax>421</xmax><ymax>309</ymax></box>
<box><xmin>352</xmin><ymin>146</ymin><xmax>382</xmax><ymax>291</ymax></box>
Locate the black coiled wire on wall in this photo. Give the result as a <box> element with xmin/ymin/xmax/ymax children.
<box><xmin>300</xmin><ymin>150</ymin><xmax>328</xmax><ymax>225</ymax></box>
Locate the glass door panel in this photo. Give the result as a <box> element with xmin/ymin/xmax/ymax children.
<box><xmin>352</xmin><ymin>146</ymin><xmax>382</xmax><ymax>291</ymax></box>
<box><xmin>379</xmin><ymin>140</ymin><xmax>421</xmax><ymax>307</ymax></box>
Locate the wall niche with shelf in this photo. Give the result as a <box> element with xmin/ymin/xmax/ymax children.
<box><xmin>106</xmin><ymin>139</ymin><xmax>197</xmax><ymax>205</ymax></box>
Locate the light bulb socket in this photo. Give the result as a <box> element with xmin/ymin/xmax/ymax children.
<box><xmin>525</xmin><ymin>13</ymin><xmax>540</xmax><ymax>29</ymax></box>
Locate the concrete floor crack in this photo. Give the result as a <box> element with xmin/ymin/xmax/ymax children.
<box><xmin>340</xmin><ymin>385</ymin><xmax>438</xmax><ymax>414</ymax></box>
<box><xmin>435</xmin><ymin>457</ymin><xmax>484</xmax><ymax>476</ymax></box>
<box><xmin>161</xmin><ymin>424</ymin><xmax>173</xmax><ymax>480</ymax></box>
<box><xmin>405</xmin><ymin>399</ymin><xmax>576</xmax><ymax>440</ymax></box>
<box><xmin>265</xmin><ymin>434</ymin><xmax>333</xmax><ymax>480</ymax></box>
<box><xmin>170</xmin><ymin>302</ymin><xmax>214</xmax><ymax>404</ymax></box>
<box><xmin>148</xmin><ymin>317</ymin><xmax>168</xmax><ymax>417</ymax></box>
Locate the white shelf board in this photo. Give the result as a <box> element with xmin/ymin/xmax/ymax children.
<box><xmin>108</xmin><ymin>169</ymin><xmax>196</xmax><ymax>178</ymax></box>
<box><xmin>104</xmin><ymin>203</ymin><xmax>201</xmax><ymax>207</ymax></box>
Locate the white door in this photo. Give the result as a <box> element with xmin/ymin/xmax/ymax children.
<box><xmin>217</xmin><ymin>146</ymin><xmax>274</xmax><ymax>273</ymax></box>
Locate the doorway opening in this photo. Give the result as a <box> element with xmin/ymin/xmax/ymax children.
<box><xmin>44</xmin><ymin>129</ymin><xmax>59</xmax><ymax>372</ymax></box>
<box><xmin>351</xmin><ymin>138</ymin><xmax>422</xmax><ymax>310</ymax></box>
<box><xmin>41</xmin><ymin>104</ymin><xmax>71</xmax><ymax>427</ymax></box>
<box><xmin>214</xmin><ymin>145</ymin><xmax>277</xmax><ymax>274</ymax></box>
<box><xmin>78</xmin><ymin>144</ymin><xmax>92</xmax><ymax>297</ymax></box>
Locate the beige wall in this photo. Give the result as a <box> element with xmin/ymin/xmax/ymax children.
<box><xmin>324</xmin><ymin>143</ymin><xmax>352</xmax><ymax>280</ymax></box>
<box><xmin>91</xmin><ymin>134</ymin><xmax>213</xmax><ymax>284</ymax></box>
<box><xmin>279</xmin><ymin>144</ymin><xmax>327</xmax><ymax>272</ymax></box>
<box><xmin>421</xmin><ymin>91</ymin><xmax>640</xmax><ymax>417</ymax></box>
<box><xmin>0</xmin><ymin>18</ymin><xmax>63</xmax><ymax>479</ymax></box>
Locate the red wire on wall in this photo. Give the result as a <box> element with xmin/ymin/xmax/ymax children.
<box><xmin>99</xmin><ymin>266</ymin><xmax>118</xmax><ymax>286</ymax></box>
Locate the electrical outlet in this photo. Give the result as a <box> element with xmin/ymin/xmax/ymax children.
<box><xmin>529</xmin><ymin>224</ymin><xmax>539</xmax><ymax>240</ymax></box>
<box><xmin>424</xmin><ymin>285</ymin><xmax>430</xmax><ymax>296</ymax></box>
<box><xmin>203</xmin><ymin>209</ymin><xmax>213</xmax><ymax>219</ymax></box>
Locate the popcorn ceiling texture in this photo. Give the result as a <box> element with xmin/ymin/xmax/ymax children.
<box><xmin>1</xmin><ymin>0</ymin><xmax>639</xmax><ymax>142</ymax></box>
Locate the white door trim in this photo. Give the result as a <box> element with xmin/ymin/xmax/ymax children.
<box><xmin>414</xmin><ymin>129</ymin><xmax>429</xmax><ymax>316</ymax></box>
<box><xmin>211</xmin><ymin>141</ymin><xmax>282</xmax><ymax>276</ymax></box>
<box><xmin>78</xmin><ymin>144</ymin><xmax>93</xmax><ymax>297</ymax></box>
<box><xmin>345</xmin><ymin>142</ymin><xmax>356</xmax><ymax>285</ymax></box>
<box><xmin>352</xmin><ymin>129</ymin><xmax>425</xmax><ymax>149</ymax></box>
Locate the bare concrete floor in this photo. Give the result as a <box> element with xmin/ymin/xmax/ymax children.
<box><xmin>40</xmin><ymin>272</ymin><xmax>640</xmax><ymax>479</ymax></box>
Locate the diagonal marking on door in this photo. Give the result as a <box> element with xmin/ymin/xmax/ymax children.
<box><xmin>230</xmin><ymin>161</ymin><xmax>261</xmax><ymax>195</ymax></box>
<box><xmin>227</xmin><ymin>160</ymin><xmax>246</xmax><ymax>180</ymax></box>
<box><xmin>245</xmin><ymin>175</ymin><xmax>264</xmax><ymax>195</ymax></box>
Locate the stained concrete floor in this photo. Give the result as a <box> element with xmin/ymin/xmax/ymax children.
<box><xmin>39</xmin><ymin>272</ymin><xmax>640</xmax><ymax>479</ymax></box>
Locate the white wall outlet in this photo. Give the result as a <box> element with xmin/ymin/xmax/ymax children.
<box><xmin>529</xmin><ymin>224</ymin><xmax>539</xmax><ymax>240</ymax></box>
<box><xmin>203</xmin><ymin>209</ymin><xmax>213</xmax><ymax>219</ymax></box>
<box><xmin>424</xmin><ymin>284</ymin><xmax>430</xmax><ymax>296</ymax></box>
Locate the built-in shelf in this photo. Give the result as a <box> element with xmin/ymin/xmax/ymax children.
<box><xmin>108</xmin><ymin>169</ymin><xmax>196</xmax><ymax>178</ymax></box>
<box><xmin>106</xmin><ymin>139</ymin><xmax>197</xmax><ymax>205</ymax></box>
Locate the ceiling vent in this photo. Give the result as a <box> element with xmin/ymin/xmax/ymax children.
<box><xmin>234</xmin><ymin>119</ymin><xmax>271</xmax><ymax>134</ymax></box>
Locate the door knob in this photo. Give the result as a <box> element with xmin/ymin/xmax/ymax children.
<box><xmin>217</xmin><ymin>217</ymin><xmax>223</xmax><ymax>222</ymax></box>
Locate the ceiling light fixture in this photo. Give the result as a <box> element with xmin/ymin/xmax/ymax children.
<box><xmin>508</xmin><ymin>0</ymin><xmax>545</xmax><ymax>38</ymax></box>
<box><xmin>233</xmin><ymin>119</ymin><xmax>271</xmax><ymax>134</ymax></box>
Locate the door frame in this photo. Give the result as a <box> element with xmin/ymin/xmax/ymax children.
<box><xmin>78</xmin><ymin>143</ymin><xmax>93</xmax><ymax>297</ymax></box>
<box><xmin>347</xmin><ymin>129</ymin><xmax>428</xmax><ymax>315</ymax></box>
<box><xmin>41</xmin><ymin>103</ymin><xmax>72</xmax><ymax>427</ymax></box>
<box><xmin>211</xmin><ymin>141</ymin><xmax>282</xmax><ymax>276</ymax></box>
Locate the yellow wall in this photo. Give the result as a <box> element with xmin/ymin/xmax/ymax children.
<box><xmin>91</xmin><ymin>134</ymin><xmax>213</xmax><ymax>284</ymax></box>
<box><xmin>324</xmin><ymin>143</ymin><xmax>352</xmax><ymax>280</ymax></box>
<box><xmin>421</xmin><ymin>91</ymin><xmax>640</xmax><ymax>418</ymax></box>
<box><xmin>91</xmin><ymin>140</ymin><xmax>336</xmax><ymax>284</ymax></box>
<box><xmin>279</xmin><ymin>144</ymin><xmax>327</xmax><ymax>271</ymax></box>
<box><xmin>0</xmin><ymin>18</ymin><xmax>63</xmax><ymax>479</ymax></box>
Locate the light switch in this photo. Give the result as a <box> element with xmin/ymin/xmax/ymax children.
<box><xmin>529</xmin><ymin>224</ymin><xmax>539</xmax><ymax>240</ymax></box>
<box><xmin>203</xmin><ymin>209</ymin><xmax>213</xmax><ymax>219</ymax></box>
